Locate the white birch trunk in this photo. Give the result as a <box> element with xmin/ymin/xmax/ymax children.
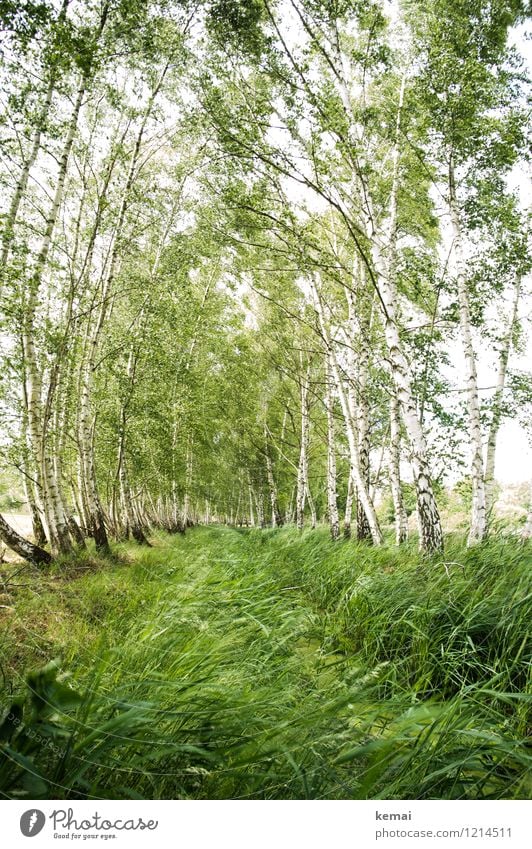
<box><xmin>183</xmin><ymin>437</ymin><xmax>193</xmax><ymax>527</ymax></box>
<box><xmin>344</xmin><ymin>473</ymin><xmax>354</xmax><ymax>539</ymax></box>
<box><xmin>0</xmin><ymin>513</ymin><xmax>52</xmax><ymax>566</ymax></box>
<box><xmin>256</xmin><ymin>490</ymin><xmax>266</xmax><ymax>528</ymax></box>
<box><xmin>369</xmin><ymin>77</ymin><xmax>442</xmax><ymax>552</ymax></box>
<box><xmin>389</xmin><ymin>389</ymin><xmax>408</xmax><ymax>544</ymax></box>
<box><xmin>286</xmin><ymin>485</ymin><xmax>295</xmax><ymax>525</ymax></box>
<box><xmin>331</xmin><ymin>49</ymin><xmax>443</xmax><ymax>552</ymax></box>
<box><xmin>41</xmin><ymin>437</ymin><xmax>73</xmax><ymax>555</ymax></box>
<box><xmin>346</xmin><ymin>278</ymin><xmax>373</xmax><ymax>542</ymax></box>
<box><xmin>449</xmin><ymin>159</ymin><xmax>486</xmax><ymax>545</ymax></box>
<box><xmin>307</xmin><ymin>484</ymin><xmax>317</xmax><ymax>529</ymax></box>
<box><xmin>296</xmin><ymin>362</ymin><xmax>311</xmax><ymax>530</ymax></box>
<box><xmin>78</xmin><ymin>352</ymin><xmax>109</xmax><ymax>551</ymax></box>
<box><xmin>375</xmin><ymin>257</ymin><xmax>443</xmax><ymax>551</ymax></box>
<box><xmin>265</xmin><ymin>449</ymin><xmax>282</xmax><ymax>527</ymax></box>
<box><xmin>325</xmin><ymin>352</ymin><xmax>340</xmax><ymax>540</ymax></box>
<box><xmin>116</xmin><ymin>342</ymin><xmax>150</xmax><ymax>545</ymax></box>
<box><xmin>22</xmin><ymin>460</ymin><xmax>47</xmax><ymax>547</ymax></box>
<box><xmin>248</xmin><ymin>479</ymin><xmax>255</xmax><ymax>527</ymax></box>
<box><xmin>312</xmin><ymin>277</ymin><xmax>383</xmax><ymax>544</ymax></box>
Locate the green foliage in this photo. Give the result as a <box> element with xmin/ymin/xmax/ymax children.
<box><xmin>452</xmin><ymin>477</ymin><xmax>473</xmax><ymax>512</ymax></box>
<box><xmin>0</xmin><ymin>0</ymin><xmax>52</xmax><ymax>47</ymax></box>
<box><xmin>380</xmin><ymin>483</ymin><xmax>418</xmax><ymax>523</ymax></box>
<box><xmin>0</xmin><ymin>470</ymin><xmax>24</xmax><ymax>511</ymax></box>
<box><xmin>207</xmin><ymin>0</ymin><xmax>268</xmax><ymax>57</ymax></box>
<box><xmin>0</xmin><ymin>0</ymin><xmax>530</xmax><ymax>809</ymax></box>
<box><xmin>1</xmin><ymin>528</ymin><xmax>530</xmax><ymax>799</ymax></box>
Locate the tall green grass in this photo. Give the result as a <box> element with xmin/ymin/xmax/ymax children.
<box><xmin>0</xmin><ymin>526</ymin><xmax>530</xmax><ymax>799</ymax></box>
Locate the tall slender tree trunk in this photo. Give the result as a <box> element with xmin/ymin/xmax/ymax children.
<box><xmin>78</xmin><ymin>303</ymin><xmax>110</xmax><ymax>552</ymax></box>
<box><xmin>307</xmin><ymin>484</ymin><xmax>317</xmax><ymax>529</ymax></box>
<box><xmin>331</xmin><ymin>52</ymin><xmax>443</xmax><ymax>552</ymax></box>
<box><xmin>116</xmin><ymin>344</ymin><xmax>150</xmax><ymax>545</ymax></box>
<box><xmin>19</xmin><ymin>38</ymin><xmax>107</xmax><ymax>556</ymax></box>
<box><xmin>20</xmin><ymin>397</ymin><xmax>48</xmax><ymax>546</ymax></box>
<box><xmin>356</xmin><ymin>434</ymin><xmax>372</xmax><ymax>541</ymax></box>
<box><xmin>286</xmin><ymin>485</ymin><xmax>295</xmax><ymax>525</ymax></box>
<box><xmin>368</xmin><ymin>78</ymin><xmax>442</xmax><ymax>553</ymax></box>
<box><xmin>41</xmin><ymin>440</ymin><xmax>73</xmax><ymax>555</ymax></box>
<box><xmin>119</xmin><ymin>459</ymin><xmax>150</xmax><ymax>545</ymax></box>
<box><xmin>22</xmin><ymin>333</ymin><xmax>61</xmax><ymax>550</ymax></box>
<box><xmin>344</xmin><ymin>473</ymin><xmax>354</xmax><ymax>539</ymax></box>
<box><xmin>248</xmin><ymin>478</ymin><xmax>255</xmax><ymax>527</ymax></box>
<box><xmin>375</xmin><ymin>259</ymin><xmax>443</xmax><ymax>552</ymax></box>
<box><xmin>255</xmin><ymin>489</ymin><xmax>266</xmax><ymax>528</ymax></box>
<box><xmin>265</xmin><ymin>438</ymin><xmax>283</xmax><ymax>527</ymax></box>
<box><xmin>324</xmin><ymin>352</ymin><xmax>340</xmax><ymax>540</ymax></box>
<box><xmin>449</xmin><ymin>157</ymin><xmax>486</xmax><ymax>545</ymax></box>
<box><xmin>22</xmin><ymin>466</ymin><xmax>47</xmax><ymax>547</ymax></box>
<box><xmin>389</xmin><ymin>389</ymin><xmax>408</xmax><ymax>544</ymax></box>
<box><xmin>183</xmin><ymin>437</ymin><xmax>193</xmax><ymax>527</ymax></box>
<box><xmin>296</xmin><ymin>361</ymin><xmax>311</xmax><ymax>530</ymax></box>
<box><xmin>312</xmin><ymin>278</ymin><xmax>383</xmax><ymax>544</ymax></box>
<box><xmin>350</xmin><ymin>281</ymin><xmax>374</xmax><ymax>543</ymax></box>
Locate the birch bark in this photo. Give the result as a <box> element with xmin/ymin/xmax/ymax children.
<box><xmin>296</xmin><ymin>361</ymin><xmax>311</xmax><ymax>530</ymax></box>
<box><xmin>329</xmin><ymin>38</ymin><xmax>443</xmax><ymax>552</ymax></box>
<box><xmin>21</xmin><ymin>69</ymin><xmax>86</xmax><ymax>553</ymax></box>
<box><xmin>76</xmin><ymin>64</ymin><xmax>168</xmax><ymax>548</ymax></box>
<box><xmin>312</xmin><ymin>277</ymin><xmax>383</xmax><ymax>544</ymax></box>
<box><xmin>324</xmin><ymin>352</ymin><xmax>340</xmax><ymax>540</ymax></box>
<box><xmin>345</xmin><ymin>278</ymin><xmax>373</xmax><ymax>542</ymax></box>
<box><xmin>20</xmin><ymin>4</ymin><xmax>110</xmax><ymax>555</ymax></box>
<box><xmin>344</xmin><ymin>473</ymin><xmax>353</xmax><ymax>539</ymax></box>
<box><xmin>449</xmin><ymin>158</ymin><xmax>486</xmax><ymax>545</ymax></box>
<box><xmin>264</xmin><ymin>427</ymin><xmax>283</xmax><ymax>527</ymax></box>
<box><xmin>389</xmin><ymin>389</ymin><xmax>408</xmax><ymax>544</ymax></box>
<box><xmin>0</xmin><ymin>514</ymin><xmax>51</xmax><ymax>566</ymax></box>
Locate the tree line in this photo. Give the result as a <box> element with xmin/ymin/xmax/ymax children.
<box><xmin>0</xmin><ymin>0</ymin><xmax>530</xmax><ymax>565</ymax></box>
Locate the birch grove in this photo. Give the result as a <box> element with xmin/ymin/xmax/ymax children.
<box><xmin>0</xmin><ymin>0</ymin><xmax>530</xmax><ymax>563</ymax></box>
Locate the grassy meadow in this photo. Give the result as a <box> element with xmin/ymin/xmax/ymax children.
<box><xmin>0</xmin><ymin>526</ymin><xmax>530</xmax><ymax>800</ymax></box>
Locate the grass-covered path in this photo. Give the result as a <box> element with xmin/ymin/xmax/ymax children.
<box><xmin>1</xmin><ymin>527</ymin><xmax>531</xmax><ymax>800</ymax></box>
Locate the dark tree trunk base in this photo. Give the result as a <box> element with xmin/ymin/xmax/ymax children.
<box><xmin>0</xmin><ymin>513</ymin><xmax>52</xmax><ymax>566</ymax></box>
<box><xmin>132</xmin><ymin>525</ymin><xmax>152</xmax><ymax>546</ymax></box>
<box><xmin>91</xmin><ymin>510</ymin><xmax>111</xmax><ymax>554</ymax></box>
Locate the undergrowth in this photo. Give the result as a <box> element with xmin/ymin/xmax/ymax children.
<box><xmin>0</xmin><ymin>526</ymin><xmax>530</xmax><ymax>800</ymax></box>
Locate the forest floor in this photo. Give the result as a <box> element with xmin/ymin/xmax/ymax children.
<box><xmin>0</xmin><ymin>526</ymin><xmax>530</xmax><ymax>800</ymax></box>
